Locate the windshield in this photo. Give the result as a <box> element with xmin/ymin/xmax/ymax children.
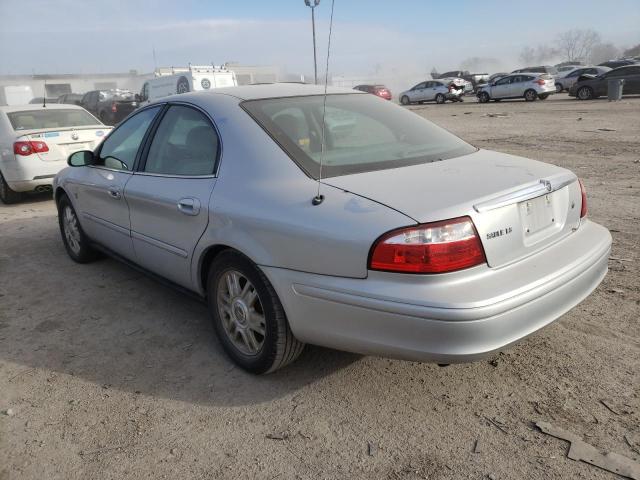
<box><xmin>7</xmin><ymin>109</ymin><xmax>101</xmax><ymax>131</ymax></box>
<box><xmin>242</xmin><ymin>94</ymin><xmax>476</xmax><ymax>178</ymax></box>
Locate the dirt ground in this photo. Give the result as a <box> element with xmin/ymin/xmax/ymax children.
<box><xmin>1</xmin><ymin>94</ymin><xmax>639</xmax><ymax>480</ymax></box>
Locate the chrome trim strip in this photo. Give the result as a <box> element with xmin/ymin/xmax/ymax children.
<box><xmin>82</xmin><ymin>213</ymin><xmax>130</xmax><ymax>236</ymax></box>
<box><xmin>131</xmin><ymin>231</ymin><xmax>188</xmax><ymax>258</ymax></box>
<box><xmin>473</xmin><ymin>173</ymin><xmax>576</xmax><ymax>213</ymax></box>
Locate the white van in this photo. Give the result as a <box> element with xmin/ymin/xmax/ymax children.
<box><xmin>0</xmin><ymin>85</ymin><xmax>34</xmax><ymax>106</ymax></box>
<box><xmin>139</xmin><ymin>65</ymin><xmax>237</xmax><ymax>104</ymax></box>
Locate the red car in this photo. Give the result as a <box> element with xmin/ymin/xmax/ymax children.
<box><xmin>354</xmin><ymin>84</ymin><xmax>392</xmax><ymax>100</ymax></box>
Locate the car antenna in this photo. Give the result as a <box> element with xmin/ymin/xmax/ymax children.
<box><xmin>312</xmin><ymin>0</ymin><xmax>335</xmax><ymax>206</ymax></box>
<box><xmin>42</xmin><ymin>80</ymin><xmax>47</xmax><ymax>108</ymax></box>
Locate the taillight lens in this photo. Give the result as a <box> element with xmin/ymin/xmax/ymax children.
<box><xmin>14</xmin><ymin>140</ymin><xmax>49</xmax><ymax>156</ymax></box>
<box><xmin>369</xmin><ymin>216</ymin><xmax>486</xmax><ymax>274</ymax></box>
<box><xmin>535</xmin><ymin>79</ymin><xmax>545</xmax><ymax>85</ymax></box>
<box><xmin>111</xmin><ymin>102</ymin><xmax>117</xmax><ymax>112</ymax></box>
<box><xmin>578</xmin><ymin>179</ymin><xmax>587</xmax><ymax>218</ymax></box>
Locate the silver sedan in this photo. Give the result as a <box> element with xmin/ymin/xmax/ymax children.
<box><xmin>54</xmin><ymin>84</ymin><xmax>611</xmax><ymax>374</ymax></box>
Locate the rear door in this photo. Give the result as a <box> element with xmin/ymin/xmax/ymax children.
<box><xmin>621</xmin><ymin>66</ymin><xmax>640</xmax><ymax>93</ymax></box>
<box><xmin>124</xmin><ymin>103</ymin><xmax>219</xmax><ymax>288</ymax></box>
<box><xmin>74</xmin><ymin>105</ymin><xmax>162</xmax><ymax>260</ymax></box>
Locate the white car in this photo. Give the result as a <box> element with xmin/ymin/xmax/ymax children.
<box><xmin>399</xmin><ymin>80</ymin><xmax>451</xmax><ymax>105</ymax></box>
<box><xmin>555</xmin><ymin>66</ymin><xmax>611</xmax><ymax>93</ymax></box>
<box><xmin>0</xmin><ymin>104</ymin><xmax>110</xmax><ymax>203</ymax></box>
<box><xmin>476</xmin><ymin>73</ymin><xmax>556</xmax><ymax>102</ymax></box>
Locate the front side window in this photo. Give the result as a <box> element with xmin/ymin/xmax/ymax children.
<box><xmin>496</xmin><ymin>76</ymin><xmax>512</xmax><ymax>85</ymax></box>
<box><xmin>413</xmin><ymin>82</ymin><xmax>427</xmax><ymax>90</ymax></box>
<box><xmin>143</xmin><ymin>105</ymin><xmax>219</xmax><ymax>176</ymax></box>
<box><xmin>243</xmin><ymin>94</ymin><xmax>476</xmax><ymax>179</ymax></box>
<box><xmin>97</xmin><ymin>106</ymin><xmax>161</xmax><ymax>171</ymax></box>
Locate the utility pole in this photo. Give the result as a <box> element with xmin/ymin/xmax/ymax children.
<box><xmin>304</xmin><ymin>0</ymin><xmax>321</xmax><ymax>84</ymax></box>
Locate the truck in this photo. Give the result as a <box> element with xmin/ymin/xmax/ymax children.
<box><xmin>138</xmin><ymin>65</ymin><xmax>238</xmax><ymax>104</ymax></box>
<box><xmin>0</xmin><ymin>85</ymin><xmax>34</xmax><ymax>106</ymax></box>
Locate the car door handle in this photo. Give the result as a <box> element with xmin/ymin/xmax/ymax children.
<box><xmin>107</xmin><ymin>186</ymin><xmax>121</xmax><ymax>199</ymax></box>
<box><xmin>177</xmin><ymin>197</ymin><xmax>201</xmax><ymax>216</ymax></box>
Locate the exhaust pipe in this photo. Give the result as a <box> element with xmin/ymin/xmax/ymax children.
<box><xmin>35</xmin><ymin>185</ymin><xmax>52</xmax><ymax>193</ymax></box>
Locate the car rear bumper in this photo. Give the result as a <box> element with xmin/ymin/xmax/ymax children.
<box><xmin>262</xmin><ymin>220</ymin><xmax>611</xmax><ymax>363</ymax></box>
<box><xmin>2</xmin><ymin>157</ymin><xmax>66</xmax><ymax>191</ymax></box>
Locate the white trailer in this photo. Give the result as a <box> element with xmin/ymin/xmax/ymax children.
<box><xmin>138</xmin><ymin>65</ymin><xmax>237</xmax><ymax>104</ymax></box>
<box><xmin>0</xmin><ymin>85</ymin><xmax>34</xmax><ymax>106</ymax></box>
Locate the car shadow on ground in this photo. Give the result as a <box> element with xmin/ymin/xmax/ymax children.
<box><xmin>0</xmin><ymin>214</ymin><xmax>362</xmax><ymax>407</ymax></box>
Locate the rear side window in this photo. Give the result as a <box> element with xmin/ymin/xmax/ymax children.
<box><xmin>243</xmin><ymin>94</ymin><xmax>476</xmax><ymax>179</ymax></box>
<box><xmin>143</xmin><ymin>105</ymin><xmax>219</xmax><ymax>176</ymax></box>
<box><xmin>7</xmin><ymin>109</ymin><xmax>100</xmax><ymax>131</ymax></box>
<box><xmin>98</xmin><ymin>106</ymin><xmax>161</xmax><ymax>171</ymax></box>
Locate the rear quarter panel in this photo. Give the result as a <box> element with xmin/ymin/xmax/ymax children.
<box><xmin>188</xmin><ymin>93</ymin><xmax>415</xmax><ymax>291</ymax></box>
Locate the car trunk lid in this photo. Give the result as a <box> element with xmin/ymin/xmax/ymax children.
<box><xmin>18</xmin><ymin>126</ymin><xmax>111</xmax><ymax>162</ymax></box>
<box><xmin>324</xmin><ymin>149</ymin><xmax>583</xmax><ymax>268</ymax></box>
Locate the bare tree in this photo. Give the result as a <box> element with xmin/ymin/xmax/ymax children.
<box><xmin>589</xmin><ymin>43</ymin><xmax>620</xmax><ymax>64</ymax></box>
<box><xmin>557</xmin><ymin>29</ymin><xmax>601</xmax><ymax>62</ymax></box>
<box><xmin>623</xmin><ymin>43</ymin><xmax>640</xmax><ymax>57</ymax></box>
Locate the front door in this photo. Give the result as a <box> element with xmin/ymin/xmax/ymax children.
<box><xmin>125</xmin><ymin>104</ymin><xmax>220</xmax><ymax>288</ymax></box>
<box><xmin>491</xmin><ymin>76</ymin><xmax>513</xmax><ymax>98</ymax></box>
<box><xmin>409</xmin><ymin>82</ymin><xmax>428</xmax><ymax>102</ymax></box>
<box><xmin>74</xmin><ymin>105</ymin><xmax>162</xmax><ymax>260</ymax></box>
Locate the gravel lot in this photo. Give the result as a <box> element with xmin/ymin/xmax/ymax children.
<box><xmin>1</xmin><ymin>94</ymin><xmax>638</xmax><ymax>480</ymax></box>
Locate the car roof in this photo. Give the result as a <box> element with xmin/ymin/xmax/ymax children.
<box><xmin>0</xmin><ymin>104</ymin><xmax>86</xmax><ymax>113</ymax></box>
<box><xmin>155</xmin><ymin>83</ymin><xmax>366</xmax><ymax>103</ymax></box>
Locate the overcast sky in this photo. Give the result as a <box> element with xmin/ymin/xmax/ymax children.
<box><xmin>1</xmin><ymin>0</ymin><xmax>639</xmax><ymax>77</ymax></box>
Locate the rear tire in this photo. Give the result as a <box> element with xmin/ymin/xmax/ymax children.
<box><xmin>577</xmin><ymin>86</ymin><xmax>593</xmax><ymax>100</ymax></box>
<box><xmin>207</xmin><ymin>250</ymin><xmax>305</xmax><ymax>374</ymax></box>
<box><xmin>478</xmin><ymin>92</ymin><xmax>490</xmax><ymax>103</ymax></box>
<box><xmin>57</xmin><ymin>194</ymin><xmax>99</xmax><ymax>263</ymax></box>
<box><xmin>524</xmin><ymin>89</ymin><xmax>537</xmax><ymax>101</ymax></box>
<box><xmin>0</xmin><ymin>171</ymin><xmax>22</xmax><ymax>204</ymax></box>
<box><xmin>400</xmin><ymin>95</ymin><xmax>410</xmax><ymax>105</ymax></box>
<box><xmin>435</xmin><ymin>93</ymin><xmax>446</xmax><ymax>104</ymax></box>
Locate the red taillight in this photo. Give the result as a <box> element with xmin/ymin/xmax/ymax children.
<box><xmin>369</xmin><ymin>216</ymin><xmax>486</xmax><ymax>274</ymax></box>
<box><xmin>578</xmin><ymin>179</ymin><xmax>587</xmax><ymax>218</ymax></box>
<box><xmin>535</xmin><ymin>79</ymin><xmax>545</xmax><ymax>86</ymax></box>
<box><xmin>13</xmin><ymin>140</ymin><xmax>49</xmax><ymax>156</ymax></box>
<box><xmin>111</xmin><ymin>102</ymin><xmax>117</xmax><ymax>113</ymax></box>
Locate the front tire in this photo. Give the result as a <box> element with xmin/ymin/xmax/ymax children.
<box><xmin>435</xmin><ymin>93</ymin><xmax>446</xmax><ymax>104</ymax></box>
<box><xmin>0</xmin><ymin>171</ymin><xmax>22</xmax><ymax>204</ymax></box>
<box><xmin>207</xmin><ymin>250</ymin><xmax>305</xmax><ymax>374</ymax></box>
<box><xmin>478</xmin><ymin>92</ymin><xmax>490</xmax><ymax>103</ymax></box>
<box><xmin>577</xmin><ymin>86</ymin><xmax>594</xmax><ymax>100</ymax></box>
<box><xmin>555</xmin><ymin>83</ymin><xmax>563</xmax><ymax>93</ymax></box>
<box><xmin>524</xmin><ymin>89</ymin><xmax>538</xmax><ymax>101</ymax></box>
<box><xmin>57</xmin><ymin>194</ymin><xmax>99</xmax><ymax>263</ymax></box>
<box><xmin>400</xmin><ymin>95</ymin><xmax>410</xmax><ymax>105</ymax></box>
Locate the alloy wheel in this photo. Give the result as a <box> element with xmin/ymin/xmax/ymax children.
<box><xmin>216</xmin><ymin>270</ymin><xmax>266</xmax><ymax>356</ymax></box>
<box><xmin>63</xmin><ymin>206</ymin><xmax>82</xmax><ymax>255</ymax></box>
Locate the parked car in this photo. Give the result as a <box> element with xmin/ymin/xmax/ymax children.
<box><xmin>29</xmin><ymin>97</ymin><xmax>59</xmax><ymax>105</ymax></box>
<box><xmin>0</xmin><ymin>104</ymin><xmax>110</xmax><ymax>203</ymax></box>
<box><xmin>399</xmin><ymin>80</ymin><xmax>450</xmax><ymax>105</ymax></box>
<box><xmin>57</xmin><ymin>93</ymin><xmax>84</xmax><ymax>105</ymax></box>
<box><xmin>353</xmin><ymin>84</ymin><xmax>392</xmax><ymax>100</ymax></box>
<box><xmin>80</xmin><ymin>89</ymin><xmax>138</xmax><ymax>125</ymax></box>
<box><xmin>556</xmin><ymin>64</ymin><xmax>583</xmax><ymax>73</ymax></box>
<box><xmin>569</xmin><ymin>65</ymin><xmax>640</xmax><ymax>100</ymax></box>
<box><xmin>512</xmin><ymin>65</ymin><xmax>559</xmax><ymax>77</ymax></box>
<box><xmin>555</xmin><ymin>66</ymin><xmax>611</xmax><ymax>92</ymax></box>
<box><xmin>477</xmin><ymin>73</ymin><xmax>556</xmax><ymax>102</ymax></box>
<box><xmin>597</xmin><ymin>60</ymin><xmax>636</xmax><ymax>69</ymax></box>
<box><xmin>53</xmin><ymin>84</ymin><xmax>610</xmax><ymax>374</ymax></box>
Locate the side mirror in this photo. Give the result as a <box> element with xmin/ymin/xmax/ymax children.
<box><xmin>68</xmin><ymin>150</ymin><xmax>94</xmax><ymax>167</ymax></box>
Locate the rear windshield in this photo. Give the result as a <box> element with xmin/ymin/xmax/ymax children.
<box><xmin>7</xmin><ymin>109</ymin><xmax>100</xmax><ymax>131</ymax></box>
<box><xmin>242</xmin><ymin>94</ymin><xmax>476</xmax><ymax>178</ymax></box>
